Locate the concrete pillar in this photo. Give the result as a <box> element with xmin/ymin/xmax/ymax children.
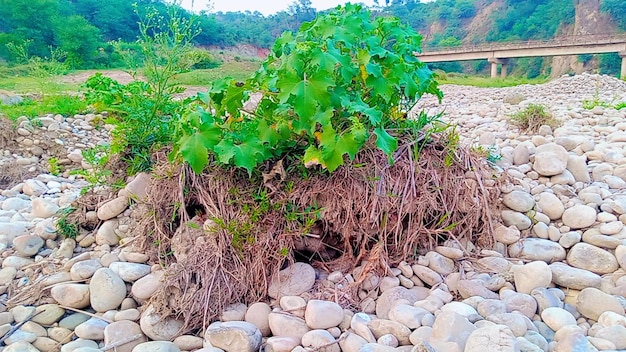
<box><xmin>490</xmin><ymin>61</ymin><xmax>498</xmax><ymax>78</ymax></box>
<box><xmin>488</xmin><ymin>58</ymin><xmax>507</xmax><ymax>79</ymax></box>
<box><xmin>620</xmin><ymin>51</ymin><xmax>626</xmax><ymax>80</ymax></box>
<box><xmin>489</xmin><ymin>58</ymin><xmax>499</xmax><ymax>78</ymax></box>
<box><xmin>501</xmin><ymin>63</ymin><xmax>508</xmax><ymax>78</ymax></box>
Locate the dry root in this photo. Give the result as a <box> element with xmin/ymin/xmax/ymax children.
<box><xmin>135</xmin><ymin>135</ymin><xmax>503</xmax><ymax>333</ymax></box>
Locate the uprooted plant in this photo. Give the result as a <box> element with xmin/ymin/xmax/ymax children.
<box><xmin>122</xmin><ymin>4</ymin><xmax>503</xmax><ymax>332</ymax></box>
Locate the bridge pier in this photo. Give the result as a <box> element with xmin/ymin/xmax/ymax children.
<box><xmin>488</xmin><ymin>58</ymin><xmax>509</xmax><ymax>78</ymax></box>
<box><xmin>620</xmin><ymin>51</ymin><xmax>626</xmax><ymax>80</ymax></box>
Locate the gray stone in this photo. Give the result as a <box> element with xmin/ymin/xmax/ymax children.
<box><xmin>267</xmin><ymin>262</ymin><xmax>315</xmax><ymax>299</ymax></box>
<box><xmin>305</xmin><ymin>300</ymin><xmax>343</xmax><ymax>329</ymax></box>
<box><xmin>513</xmin><ymin>261</ymin><xmax>551</xmax><ymax>294</ymax></box>
<box><xmin>97</xmin><ymin>196</ymin><xmax>129</xmax><ymax>221</ymax></box>
<box><xmin>205</xmin><ymin>321</ymin><xmax>262</xmax><ymax>352</ymax></box>
<box><xmin>31</xmin><ymin>198</ymin><xmax>58</xmax><ymax>218</ymax></box>
<box><xmin>104</xmin><ymin>320</ymin><xmax>146</xmax><ymax>352</ymax></box>
<box><xmin>75</xmin><ymin>318</ymin><xmax>109</xmax><ymax>340</ymax></box>
<box><xmin>536</xmin><ymin>192</ymin><xmax>564</xmax><ymax>220</ymax></box>
<box><xmin>268</xmin><ymin>312</ymin><xmax>310</xmax><ymax>339</ymax></box>
<box><xmin>131</xmin><ymin>271</ymin><xmax>164</xmax><ymax>300</ymax></box>
<box><xmin>429</xmin><ymin>311</ymin><xmax>476</xmax><ymax>351</ymax></box>
<box><xmin>549</xmin><ymin>262</ymin><xmax>601</xmax><ymax>290</ymax></box>
<box><xmin>301</xmin><ymin>329</ymin><xmax>340</xmax><ymax>352</ymax></box>
<box><xmin>13</xmin><ymin>235</ymin><xmax>44</xmax><ymax>257</ymax></box>
<box><xmin>540</xmin><ymin>307</ymin><xmax>576</xmax><ymax>332</ymax></box>
<box><xmin>503</xmin><ymin>191</ymin><xmax>535</xmax><ymax>212</ymax></box>
<box><xmin>376</xmin><ymin>286</ymin><xmax>428</xmax><ymax>319</ymax></box>
<box><xmin>367</xmin><ymin>319</ymin><xmax>411</xmax><ymax>346</ymax></box>
<box><xmin>566</xmin><ymin>243</ymin><xmax>619</xmax><ymax>274</ymax></box>
<box><xmin>464</xmin><ymin>325</ymin><xmax>517</xmax><ymax>352</ymax></box>
<box><xmin>561</xmin><ymin>205</ymin><xmax>597</xmax><ymax>229</ymax></box>
<box><xmin>50</xmin><ymin>284</ymin><xmax>90</xmax><ymax>309</ymax></box>
<box><xmin>96</xmin><ymin>219</ymin><xmax>120</xmax><ymax>246</ymax></box>
<box><xmin>90</xmin><ymin>268</ymin><xmax>126</xmax><ymax>312</ymax></box>
<box><xmin>109</xmin><ymin>262</ymin><xmax>151</xmax><ymax>282</ymax></box>
<box><xmin>139</xmin><ymin>305</ymin><xmax>184</xmax><ymax>341</ymax></box>
<box><xmin>131</xmin><ymin>341</ymin><xmax>180</xmax><ymax>352</ymax></box>
<box><xmin>508</xmin><ymin>238</ymin><xmax>566</xmax><ymax>263</ymax></box>
<box><xmin>576</xmin><ymin>288</ymin><xmax>624</xmax><ymax>321</ymax></box>
<box><xmin>501</xmin><ymin>210</ymin><xmax>532</xmax><ymax>230</ymax></box>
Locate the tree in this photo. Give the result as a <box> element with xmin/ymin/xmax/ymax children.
<box><xmin>54</xmin><ymin>15</ymin><xmax>103</xmax><ymax>68</ymax></box>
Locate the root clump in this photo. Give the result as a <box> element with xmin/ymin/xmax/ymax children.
<box><xmin>136</xmin><ymin>135</ymin><xmax>503</xmax><ymax>333</ymax></box>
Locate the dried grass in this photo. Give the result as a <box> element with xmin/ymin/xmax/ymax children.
<box><xmin>135</xmin><ymin>135</ymin><xmax>503</xmax><ymax>333</ymax></box>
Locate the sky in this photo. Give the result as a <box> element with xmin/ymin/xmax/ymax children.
<box><xmin>178</xmin><ymin>0</ymin><xmax>379</xmax><ymax>16</ymax></box>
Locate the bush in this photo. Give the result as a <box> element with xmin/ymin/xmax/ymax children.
<box><xmin>172</xmin><ymin>4</ymin><xmax>442</xmax><ymax>175</ymax></box>
<box><xmin>510</xmin><ymin>103</ymin><xmax>560</xmax><ymax>133</ymax></box>
<box><xmin>182</xmin><ymin>48</ymin><xmax>221</xmax><ymax>70</ymax></box>
<box><xmin>83</xmin><ymin>5</ymin><xmax>200</xmax><ymax>175</ymax></box>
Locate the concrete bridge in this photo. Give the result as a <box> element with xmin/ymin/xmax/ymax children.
<box><xmin>417</xmin><ymin>34</ymin><xmax>626</xmax><ymax>79</ymax></box>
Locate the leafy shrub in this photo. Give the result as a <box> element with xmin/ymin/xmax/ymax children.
<box><xmin>84</xmin><ymin>4</ymin><xmax>200</xmax><ymax>175</ymax></box>
<box><xmin>182</xmin><ymin>48</ymin><xmax>221</xmax><ymax>70</ymax></box>
<box><xmin>173</xmin><ymin>4</ymin><xmax>441</xmax><ymax>175</ymax></box>
<box><xmin>615</xmin><ymin>102</ymin><xmax>626</xmax><ymax>110</ymax></box>
<box><xmin>510</xmin><ymin>103</ymin><xmax>560</xmax><ymax>133</ymax></box>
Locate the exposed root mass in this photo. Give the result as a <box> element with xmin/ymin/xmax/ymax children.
<box><xmin>136</xmin><ymin>135</ymin><xmax>503</xmax><ymax>332</ymax></box>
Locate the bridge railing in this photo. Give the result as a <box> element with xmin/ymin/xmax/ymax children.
<box><xmin>420</xmin><ymin>33</ymin><xmax>626</xmax><ymax>55</ymax></box>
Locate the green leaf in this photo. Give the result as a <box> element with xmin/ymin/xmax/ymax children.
<box><xmin>303</xmin><ymin>145</ymin><xmax>325</xmax><ymax>168</ymax></box>
<box><xmin>180</xmin><ymin>132</ymin><xmax>210</xmax><ymax>174</ymax></box>
<box><xmin>374</xmin><ymin>126</ymin><xmax>398</xmax><ymax>161</ymax></box>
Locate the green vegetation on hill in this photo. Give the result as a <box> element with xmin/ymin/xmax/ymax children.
<box><xmin>0</xmin><ymin>0</ymin><xmax>624</xmax><ymax>76</ymax></box>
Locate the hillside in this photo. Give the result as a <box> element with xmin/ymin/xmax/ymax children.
<box><xmin>0</xmin><ymin>0</ymin><xmax>624</xmax><ymax>76</ymax></box>
<box><xmin>384</xmin><ymin>0</ymin><xmax>625</xmax><ymax>77</ymax></box>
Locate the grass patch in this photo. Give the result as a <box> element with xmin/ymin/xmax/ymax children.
<box><xmin>510</xmin><ymin>103</ymin><xmax>560</xmax><ymax>133</ymax></box>
<box><xmin>0</xmin><ymin>94</ymin><xmax>88</xmax><ymax>120</ymax></box>
<box><xmin>172</xmin><ymin>60</ymin><xmax>260</xmax><ymax>86</ymax></box>
<box><xmin>436</xmin><ymin>72</ymin><xmax>549</xmax><ymax>88</ymax></box>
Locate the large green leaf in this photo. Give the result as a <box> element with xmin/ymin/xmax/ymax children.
<box><xmin>374</xmin><ymin>126</ymin><xmax>398</xmax><ymax>161</ymax></box>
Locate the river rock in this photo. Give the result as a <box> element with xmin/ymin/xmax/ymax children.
<box><xmin>267</xmin><ymin>262</ymin><xmax>315</xmax><ymax>299</ymax></box>
<box><xmin>502</xmin><ymin>191</ymin><xmax>535</xmax><ymax>212</ymax></box>
<box><xmin>131</xmin><ymin>341</ymin><xmax>180</xmax><ymax>352</ymax></box>
<box><xmin>31</xmin><ymin>198</ymin><xmax>59</xmax><ymax>218</ymax></box>
<box><xmin>305</xmin><ymin>300</ymin><xmax>343</xmax><ymax>329</ymax></box>
<box><xmin>205</xmin><ymin>321</ymin><xmax>262</xmax><ymax>352</ymax></box>
<box><xmin>140</xmin><ymin>305</ymin><xmax>184</xmax><ymax>341</ymax></box>
<box><xmin>301</xmin><ymin>329</ymin><xmax>340</xmax><ymax>352</ymax></box>
<box><xmin>131</xmin><ymin>271</ymin><xmax>164</xmax><ymax>300</ymax></box>
<box><xmin>376</xmin><ymin>286</ymin><xmax>428</xmax><ymax>319</ymax></box>
<box><xmin>268</xmin><ymin>312</ymin><xmax>310</xmax><ymax>339</ymax></box>
<box><xmin>50</xmin><ymin>284</ymin><xmax>90</xmax><ymax>308</ymax></box>
<box><xmin>12</xmin><ymin>235</ymin><xmax>44</xmax><ymax>257</ymax></box>
<box><xmin>245</xmin><ymin>302</ymin><xmax>272</xmax><ymax>336</ymax></box>
<box><xmin>566</xmin><ymin>243</ymin><xmax>619</xmax><ymax>274</ymax></box>
<box><xmin>576</xmin><ymin>288</ymin><xmax>625</xmax><ymax>321</ymax></box>
<box><xmin>549</xmin><ymin>262</ymin><xmax>601</xmax><ymax>290</ymax></box>
<box><xmin>109</xmin><ymin>262</ymin><xmax>151</xmax><ymax>282</ymax></box>
<box><xmin>513</xmin><ymin>261</ymin><xmax>551</xmax><ymax>294</ymax></box>
<box><xmin>533</xmin><ymin>152</ymin><xmax>567</xmax><ymax>176</ymax></box>
<box><xmin>561</xmin><ymin>205</ymin><xmax>597</xmax><ymax>229</ymax></box>
<box><xmin>508</xmin><ymin>238</ymin><xmax>566</xmax><ymax>263</ymax></box>
<box><xmin>104</xmin><ymin>320</ymin><xmax>146</xmax><ymax>352</ymax></box>
<box><xmin>464</xmin><ymin>325</ymin><xmax>517</xmax><ymax>352</ymax></box>
<box><xmin>536</xmin><ymin>192</ymin><xmax>564</xmax><ymax>220</ymax></box>
<box><xmin>428</xmin><ymin>311</ymin><xmax>476</xmax><ymax>351</ymax></box>
<box><xmin>97</xmin><ymin>196</ymin><xmax>129</xmax><ymax>220</ymax></box>
<box><xmin>90</xmin><ymin>268</ymin><xmax>126</xmax><ymax>312</ymax></box>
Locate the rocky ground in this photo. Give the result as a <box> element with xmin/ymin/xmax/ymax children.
<box><xmin>1</xmin><ymin>73</ymin><xmax>626</xmax><ymax>351</ymax></box>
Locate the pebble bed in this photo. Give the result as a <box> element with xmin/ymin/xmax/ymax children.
<box><xmin>0</xmin><ymin>73</ymin><xmax>626</xmax><ymax>351</ymax></box>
